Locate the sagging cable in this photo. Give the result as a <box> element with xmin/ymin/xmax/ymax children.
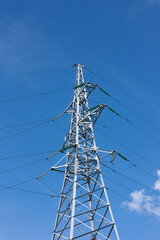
<box><xmin>105</xmin><ymin>104</ymin><xmax>160</xmax><ymax>144</ymax></box>
<box><xmin>98</xmin><ymin>85</ymin><xmax>160</xmax><ymax>133</ymax></box>
<box><xmin>116</xmin><ymin>151</ymin><xmax>158</xmax><ymax>180</ymax></box>
<box><xmin>106</xmin><ymin>105</ymin><xmax>129</xmax><ymax>122</ymax></box>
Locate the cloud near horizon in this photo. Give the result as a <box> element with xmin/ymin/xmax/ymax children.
<box><xmin>122</xmin><ymin>170</ymin><xmax>160</xmax><ymax>218</ymax></box>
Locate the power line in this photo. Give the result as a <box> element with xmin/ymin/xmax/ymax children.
<box><xmin>0</xmin><ymin>87</ymin><xmax>72</xmax><ymax>103</ymax></box>
<box><xmin>106</xmin><ymin>185</ymin><xmax>136</xmax><ymax>206</ymax></box>
<box><xmin>0</xmin><ymin>157</ymin><xmax>46</xmax><ymax>175</ymax></box>
<box><xmin>129</xmin><ymin>120</ymin><xmax>160</xmax><ymax>144</ymax></box>
<box><xmin>1</xmin><ymin>73</ymin><xmax>53</xmax><ymax>98</ymax></box>
<box><xmin>97</xmin><ymin>129</ymin><xmax>160</xmax><ymax>168</ymax></box>
<box><xmin>96</xmin><ymin>126</ymin><xmax>160</xmax><ymax>169</ymax></box>
<box><xmin>0</xmin><ymin>105</ymin><xmax>68</xmax><ymax>142</ymax></box>
<box><xmin>135</xmin><ymin>165</ymin><xmax>159</xmax><ymax>180</ymax></box>
<box><xmin>0</xmin><ymin>149</ymin><xmax>57</xmax><ymax>161</ymax></box>
<box><xmin>110</xmin><ymin>151</ymin><xmax>159</xmax><ymax>181</ymax></box>
<box><xmin>0</xmin><ymin>119</ymin><xmax>51</xmax><ymax>142</ymax></box>
<box><xmin>97</xmin><ymin>86</ymin><xmax>160</xmax><ymax>132</ymax></box>
<box><xmin>90</xmin><ymin>89</ymin><xmax>160</xmax><ymax>144</ymax></box>
<box><xmin>0</xmin><ymin>65</ymin><xmax>72</xmax><ymax>98</ymax></box>
<box><xmin>0</xmin><ymin>184</ymin><xmax>59</xmax><ymax>198</ymax></box>
<box><xmin>0</xmin><ymin>117</ymin><xmax>52</xmax><ymax>130</ymax></box>
<box><xmin>117</xmin><ymin>100</ymin><xmax>160</xmax><ymax>132</ymax></box>
<box><xmin>0</xmin><ymin>173</ymin><xmax>145</xmax><ymax>211</ymax></box>
<box><xmin>113</xmin><ymin>156</ymin><xmax>158</xmax><ymax>181</ymax></box>
<box><xmin>0</xmin><ymin>102</ymin><xmax>156</xmax><ymax>187</ymax></box>
<box><xmin>103</xmin><ymin>105</ymin><xmax>160</xmax><ymax>144</ymax></box>
<box><xmin>84</xmin><ymin>66</ymin><xmax>160</xmax><ymax>117</ymax></box>
<box><xmin>37</xmin><ymin>178</ymin><xmax>58</xmax><ymax>195</ymax></box>
<box><xmin>106</xmin><ymin>186</ymin><xmax>131</xmax><ymax>203</ymax></box>
<box><xmin>101</xmin><ymin>162</ymin><xmax>160</xmax><ymax>196</ymax></box>
<box><xmin>0</xmin><ymin>65</ymin><xmax>72</xmax><ymax>79</ymax></box>
<box><xmin>0</xmin><ymin>167</ymin><xmax>149</xmax><ymax>210</ymax></box>
<box><xmin>103</xmin><ymin>174</ymin><xmax>132</xmax><ymax>193</ymax></box>
<box><xmin>0</xmin><ymin>170</ymin><xmax>128</xmax><ymax>200</ymax></box>
<box><xmin>1</xmin><ymin>173</ymin><xmax>132</xmax><ymax>205</ymax></box>
<box><xmin>97</xmin><ymin>119</ymin><xmax>122</xmax><ymax>129</ymax></box>
<box><xmin>0</xmin><ymin>169</ymin><xmax>60</xmax><ymax>197</ymax></box>
<box><xmin>0</xmin><ymin>177</ymin><xmax>37</xmax><ymax>192</ymax></box>
<box><xmin>0</xmin><ymin>148</ymin><xmax>61</xmax><ymax>175</ymax></box>
<box><xmin>0</xmin><ymin>171</ymin><xmax>59</xmax><ymax>195</ymax></box>
<box><xmin>91</xmin><ymin>87</ymin><xmax>160</xmax><ymax>142</ymax></box>
<box><xmin>0</xmin><ymin>113</ymin><xmax>69</xmax><ymax>130</ymax></box>
<box><xmin>106</xmin><ymin>184</ymin><xmax>158</xmax><ymax>218</ymax></box>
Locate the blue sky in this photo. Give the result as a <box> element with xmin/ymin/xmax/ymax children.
<box><xmin>0</xmin><ymin>0</ymin><xmax>160</xmax><ymax>239</ymax></box>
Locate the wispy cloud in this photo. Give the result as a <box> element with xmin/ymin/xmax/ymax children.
<box><xmin>122</xmin><ymin>170</ymin><xmax>160</xmax><ymax>218</ymax></box>
<box><xmin>0</xmin><ymin>18</ymin><xmax>66</xmax><ymax>75</ymax></box>
<box><xmin>105</xmin><ymin>64</ymin><xmax>145</xmax><ymax>98</ymax></box>
<box><xmin>0</xmin><ymin>17</ymin><xmax>70</xmax><ymax>96</ymax></box>
<box><xmin>154</xmin><ymin>170</ymin><xmax>160</xmax><ymax>190</ymax></box>
<box><xmin>146</xmin><ymin>0</ymin><xmax>160</xmax><ymax>7</ymax></box>
<box><xmin>0</xmin><ymin>19</ymin><xmax>38</xmax><ymax>73</ymax></box>
<box><xmin>127</xmin><ymin>0</ymin><xmax>160</xmax><ymax>20</ymax></box>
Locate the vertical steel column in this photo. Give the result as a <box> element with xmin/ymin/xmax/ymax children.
<box><xmin>70</xmin><ymin>64</ymin><xmax>81</xmax><ymax>239</ymax></box>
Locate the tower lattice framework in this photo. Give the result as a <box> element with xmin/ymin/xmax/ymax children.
<box><xmin>52</xmin><ymin>64</ymin><xmax>120</xmax><ymax>240</ymax></box>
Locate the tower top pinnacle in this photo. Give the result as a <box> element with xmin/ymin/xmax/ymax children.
<box><xmin>72</xmin><ymin>63</ymin><xmax>85</xmax><ymax>68</ymax></box>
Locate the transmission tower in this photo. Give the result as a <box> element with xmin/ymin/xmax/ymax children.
<box><xmin>52</xmin><ymin>64</ymin><xmax>120</xmax><ymax>240</ymax></box>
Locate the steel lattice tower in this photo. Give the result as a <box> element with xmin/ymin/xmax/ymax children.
<box><xmin>52</xmin><ymin>64</ymin><xmax>120</xmax><ymax>240</ymax></box>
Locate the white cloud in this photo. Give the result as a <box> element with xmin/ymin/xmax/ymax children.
<box><xmin>122</xmin><ymin>190</ymin><xmax>145</xmax><ymax>212</ymax></box>
<box><xmin>154</xmin><ymin>170</ymin><xmax>160</xmax><ymax>190</ymax></box>
<box><xmin>122</xmin><ymin>169</ymin><xmax>160</xmax><ymax>218</ymax></box>
<box><xmin>122</xmin><ymin>189</ymin><xmax>160</xmax><ymax>217</ymax></box>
